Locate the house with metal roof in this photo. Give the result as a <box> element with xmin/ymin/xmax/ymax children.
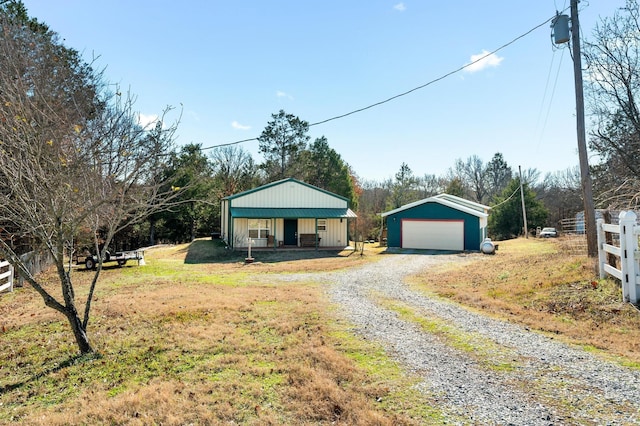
<box><xmin>221</xmin><ymin>178</ymin><xmax>357</xmax><ymax>250</ymax></box>
<box><xmin>381</xmin><ymin>194</ymin><xmax>490</xmax><ymax>251</ymax></box>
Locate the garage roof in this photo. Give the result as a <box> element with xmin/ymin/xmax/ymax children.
<box><xmin>433</xmin><ymin>193</ymin><xmax>491</xmax><ymax>214</ymax></box>
<box><xmin>380</xmin><ymin>195</ymin><xmax>489</xmax><ymax>219</ymax></box>
<box><xmin>230</xmin><ymin>207</ymin><xmax>357</xmax><ymax>219</ymax></box>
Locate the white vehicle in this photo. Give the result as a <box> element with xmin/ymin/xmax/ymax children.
<box><xmin>539</xmin><ymin>227</ymin><xmax>558</xmax><ymax>238</ymax></box>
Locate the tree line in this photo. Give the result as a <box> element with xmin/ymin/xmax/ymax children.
<box><xmin>119</xmin><ymin>120</ymin><xmax>576</xmax><ymax>245</ymax></box>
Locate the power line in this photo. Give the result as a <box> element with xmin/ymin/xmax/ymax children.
<box><xmin>200</xmin><ymin>13</ymin><xmax>559</xmax><ymax>152</ymax></box>
<box><xmin>490</xmin><ymin>185</ymin><xmax>522</xmax><ymax>208</ymax></box>
<box><xmin>536</xmin><ymin>47</ymin><xmax>566</xmax><ymax>149</ymax></box>
<box><xmin>534</xmin><ymin>50</ymin><xmax>557</xmax><ymax>137</ymax></box>
<box><xmin>201</xmin><ymin>137</ymin><xmax>257</xmax><ymax>150</ymax></box>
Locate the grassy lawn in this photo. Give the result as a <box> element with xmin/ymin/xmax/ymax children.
<box><xmin>0</xmin><ymin>237</ymin><xmax>638</xmax><ymax>425</ymax></box>
<box><xmin>0</xmin><ymin>241</ymin><xmax>429</xmax><ymax>425</ymax></box>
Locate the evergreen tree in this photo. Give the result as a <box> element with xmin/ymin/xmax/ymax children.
<box><xmin>303</xmin><ymin>136</ymin><xmax>358</xmax><ymax>208</ymax></box>
<box><xmin>390</xmin><ymin>163</ymin><xmax>417</xmax><ymax>209</ymax></box>
<box><xmin>485</xmin><ymin>153</ymin><xmax>512</xmax><ymax>201</ymax></box>
<box><xmin>489</xmin><ymin>179</ymin><xmax>548</xmax><ymax>240</ymax></box>
<box><xmin>157</xmin><ymin>143</ymin><xmax>214</xmax><ymax>243</ymax></box>
<box><xmin>257</xmin><ymin>110</ymin><xmax>309</xmax><ymax>181</ymax></box>
<box><xmin>445</xmin><ymin>177</ymin><xmax>465</xmax><ymax>198</ymax></box>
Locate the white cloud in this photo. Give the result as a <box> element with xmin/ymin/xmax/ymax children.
<box><xmin>464</xmin><ymin>50</ymin><xmax>504</xmax><ymax>73</ymax></box>
<box><xmin>231</xmin><ymin>120</ymin><xmax>251</xmax><ymax>130</ymax></box>
<box><xmin>137</xmin><ymin>113</ymin><xmax>159</xmax><ymax>130</ymax></box>
<box><xmin>276</xmin><ymin>90</ymin><xmax>294</xmax><ymax>100</ymax></box>
<box><xmin>393</xmin><ymin>3</ymin><xmax>406</xmax><ymax>11</ymax></box>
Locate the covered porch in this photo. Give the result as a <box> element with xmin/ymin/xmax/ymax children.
<box><xmin>227</xmin><ymin>207</ymin><xmax>357</xmax><ymax>250</ymax></box>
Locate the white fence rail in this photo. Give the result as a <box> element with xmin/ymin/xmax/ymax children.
<box><xmin>0</xmin><ymin>260</ymin><xmax>14</xmax><ymax>293</ymax></box>
<box><xmin>597</xmin><ymin>211</ymin><xmax>640</xmax><ymax>303</ymax></box>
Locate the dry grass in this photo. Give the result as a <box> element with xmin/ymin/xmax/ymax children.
<box><xmin>2</xmin><ymin>237</ymin><xmax>639</xmax><ymax>425</ymax></box>
<box><xmin>0</xmin><ymin>241</ymin><xmax>429</xmax><ymax>425</ymax></box>
<box><xmin>409</xmin><ymin>237</ymin><xmax>640</xmax><ymax>365</ymax></box>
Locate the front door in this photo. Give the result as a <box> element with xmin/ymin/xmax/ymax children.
<box><xmin>284</xmin><ymin>219</ymin><xmax>298</xmax><ymax>246</ymax></box>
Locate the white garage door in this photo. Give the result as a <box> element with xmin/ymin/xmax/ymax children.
<box><xmin>402</xmin><ymin>220</ymin><xmax>464</xmax><ymax>251</ymax></box>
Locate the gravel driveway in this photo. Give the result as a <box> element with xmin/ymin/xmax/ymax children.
<box><xmin>278</xmin><ymin>252</ymin><xmax>640</xmax><ymax>425</ymax></box>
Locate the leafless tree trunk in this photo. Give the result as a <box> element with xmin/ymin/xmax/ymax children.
<box><xmin>0</xmin><ymin>6</ymin><xmax>186</xmax><ymax>354</ymax></box>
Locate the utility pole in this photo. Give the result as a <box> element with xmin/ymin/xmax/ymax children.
<box><xmin>570</xmin><ymin>0</ymin><xmax>598</xmax><ymax>257</ymax></box>
<box><xmin>519</xmin><ymin>165</ymin><xmax>528</xmax><ymax>238</ymax></box>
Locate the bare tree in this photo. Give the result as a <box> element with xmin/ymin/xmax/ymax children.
<box><xmin>454</xmin><ymin>155</ymin><xmax>489</xmax><ymax>203</ymax></box>
<box><xmin>584</xmin><ymin>0</ymin><xmax>640</xmax><ymax>207</ymax></box>
<box><xmin>537</xmin><ymin>167</ymin><xmax>583</xmax><ymax>226</ymax></box>
<box><xmin>210</xmin><ymin>145</ymin><xmax>258</xmax><ymax>198</ymax></box>
<box><xmin>0</xmin><ymin>4</ymin><xmax>183</xmax><ymax>354</ymax></box>
<box><xmin>416</xmin><ymin>174</ymin><xmax>443</xmax><ymax>198</ymax></box>
<box><xmin>519</xmin><ymin>168</ymin><xmax>541</xmax><ymax>187</ymax></box>
<box><xmin>356</xmin><ymin>178</ymin><xmax>390</xmax><ymax>242</ymax></box>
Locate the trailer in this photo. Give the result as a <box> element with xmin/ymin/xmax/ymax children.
<box><xmin>75</xmin><ymin>249</ymin><xmax>145</xmax><ymax>270</ymax></box>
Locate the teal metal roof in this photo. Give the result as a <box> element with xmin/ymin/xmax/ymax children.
<box><xmin>230</xmin><ymin>207</ymin><xmax>357</xmax><ymax>218</ymax></box>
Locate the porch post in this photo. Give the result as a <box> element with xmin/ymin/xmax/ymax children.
<box><xmin>354</xmin><ymin>217</ymin><xmax>357</xmax><ymax>248</ymax></box>
<box><xmin>227</xmin><ymin>201</ymin><xmax>234</xmax><ymax>250</ymax></box>
<box><xmin>272</xmin><ymin>218</ymin><xmax>277</xmax><ymax>250</ymax></box>
<box><xmin>314</xmin><ymin>217</ymin><xmax>319</xmax><ymax>250</ymax></box>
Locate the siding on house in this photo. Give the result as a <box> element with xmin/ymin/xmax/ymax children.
<box><xmin>221</xmin><ymin>179</ymin><xmax>355</xmax><ymax>249</ymax></box>
<box><xmin>230</xmin><ymin>180</ymin><xmax>346</xmax><ymax>209</ymax></box>
<box><xmin>229</xmin><ymin>217</ymin><xmax>348</xmax><ymax>248</ymax></box>
<box><xmin>221</xmin><ymin>198</ymin><xmax>230</xmax><ymax>242</ymax></box>
<box><xmin>298</xmin><ymin>218</ymin><xmax>348</xmax><ymax>247</ymax></box>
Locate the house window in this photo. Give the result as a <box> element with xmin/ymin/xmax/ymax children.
<box><xmin>317</xmin><ymin>219</ymin><xmax>327</xmax><ymax>232</ymax></box>
<box><xmin>248</xmin><ymin>219</ymin><xmax>270</xmax><ymax>239</ymax></box>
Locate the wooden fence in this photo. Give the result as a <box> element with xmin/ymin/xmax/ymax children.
<box><xmin>0</xmin><ymin>259</ymin><xmax>14</xmax><ymax>293</ymax></box>
<box><xmin>597</xmin><ymin>211</ymin><xmax>640</xmax><ymax>303</ymax></box>
<box><xmin>16</xmin><ymin>251</ymin><xmax>54</xmax><ymax>287</ymax></box>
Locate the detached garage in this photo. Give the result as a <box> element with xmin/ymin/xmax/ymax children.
<box><xmin>381</xmin><ymin>194</ymin><xmax>490</xmax><ymax>252</ymax></box>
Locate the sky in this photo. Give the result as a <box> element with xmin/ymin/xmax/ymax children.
<box><xmin>21</xmin><ymin>0</ymin><xmax>628</xmax><ymax>183</ymax></box>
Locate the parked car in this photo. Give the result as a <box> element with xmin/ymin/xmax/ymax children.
<box><xmin>539</xmin><ymin>227</ymin><xmax>558</xmax><ymax>238</ymax></box>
